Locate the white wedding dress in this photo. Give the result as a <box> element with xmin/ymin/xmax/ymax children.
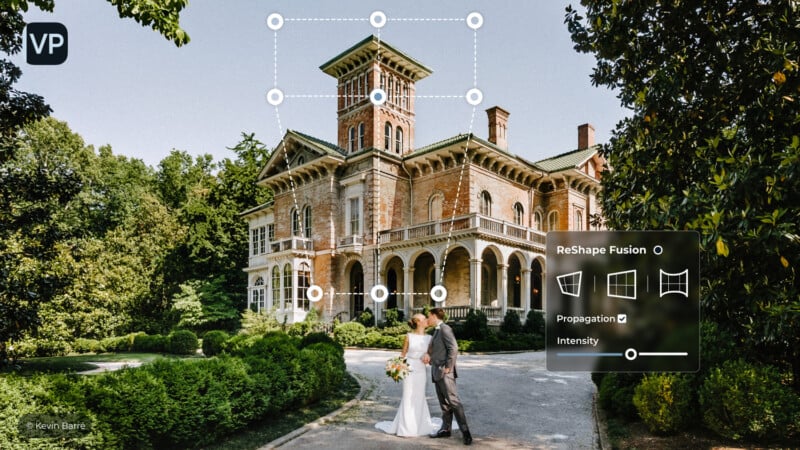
<box><xmin>375</xmin><ymin>333</ymin><xmax>450</xmax><ymax>437</ymax></box>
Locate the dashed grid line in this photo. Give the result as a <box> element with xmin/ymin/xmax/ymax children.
<box><xmin>439</xmin><ymin>105</ymin><xmax>478</xmax><ymax>286</ymax></box>
<box><xmin>265</xmin><ymin>10</ymin><xmax>484</xmax><ymax>298</ymax></box>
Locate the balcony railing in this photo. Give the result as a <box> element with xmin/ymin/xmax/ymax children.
<box><xmin>377</xmin><ymin>213</ymin><xmax>546</xmax><ymax>247</ymax></box>
<box><xmin>269</xmin><ymin>236</ymin><xmax>313</xmax><ymax>253</ymax></box>
<box><xmin>337</xmin><ymin>235</ymin><xmax>363</xmax><ymax>253</ymax></box>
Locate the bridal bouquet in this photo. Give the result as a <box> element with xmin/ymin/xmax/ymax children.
<box><xmin>385</xmin><ymin>356</ymin><xmax>411</xmax><ymax>382</ymax></box>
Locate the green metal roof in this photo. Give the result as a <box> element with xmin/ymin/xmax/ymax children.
<box><xmin>239</xmin><ymin>199</ymin><xmax>274</xmax><ymax>217</ymax></box>
<box><xmin>319</xmin><ymin>35</ymin><xmax>433</xmax><ymax>80</ymax></box>
<box><xmin>289</xmin><ymin>130</ymin><xmax>347</xmax><ymax>157</ymax></box>
<box><xmin>534</xmin><ymin>146</ymin><xmax>598</xmax><ymax>172</ymax></box>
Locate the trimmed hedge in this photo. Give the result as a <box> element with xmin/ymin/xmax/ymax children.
<box><xmin>598</xmin><ymin>373</ymin><xmax>642</xmax><ymax>420</ymax></box>
<box><xmin>0</xmin><ymin>330</ymin><xmax>347</xmax><ymax>449</ymax></box>
<box><xmin>333</xmin><ymin>322</ymin><xmax>367</xmax><ymax>346</ymax></box>
<box><xmin>166</xmin><ymin>330</ymin><xmax>199</xmax><ymax>355</ymax></box>
<box><xmin>201</xmin><ymin>330</ymin><xmax>229</xmax><ymax>357</ymax></box>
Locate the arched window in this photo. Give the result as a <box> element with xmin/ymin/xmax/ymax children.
<box><xmin>575</xmin><ymin>209</ymin><xmax>584</xmax><ymax>231</ymax></box>
<box><xmin>271</xmin><ymin>266</ymin><xmax>281</xmax><ymax>309</ymax></box>
<box><xmin>395</xmin><ymin>127</ymin><xmax>403</xmax><ymax>153</ymax></box>
<box><xmin>303</xmin><ymin>205</ymin><xmax>312</xmax><ymax>239</ymax></box>
<box><xmin>348</xmin><ymin>126</ymin><xmax>355</xmax><ymax>153</ymax></box>
<box><xmin>291</xmin><ymin>208</ymin><xmax>301</xmax><ymax>236</ymax></box>
<box><xmin>298</xmin><ymin>263</ymin><xmax>310</xmax><ymax>311</ymax></box>
<box><xmin>548</xmin><ymin>210</ymin><xmax>559</xmax><ymax>231</ymax></box>
<box><xmin>283</xmin><ymin>263</ymin><xmax>293</xmax><ymax>310</ymax></box>
<box><xmin>513</xmin><ymin>202</ymin><xmax>524</xmax><ymax>225</ymax></box>
<box><xmin>429</xmin><ymin>192</ymin><xmax>443</xmax><ymax>221</ymax></box>
<box><xmin>251</xmin><ymin>276</ymin><xmax>265</xmax><ymax>312</ymax></box>
<box><xmin>480</xmin><ymin>191</ymin><xmax>492</xmax><ymax>216</ymax></box>
<box><xmin>533</xmin><ymin>210</ymin><xmax>543</xmax><ymax>231</ymax></box>
<box><xmin>384</xmin><ymin>122</ymin><xmax>392</xmax><ymax>151</ymax></box>
<box><xmin>358</xmin><ymin>122</ymin><xmax>365</xmax><ymax>149</ymax></box>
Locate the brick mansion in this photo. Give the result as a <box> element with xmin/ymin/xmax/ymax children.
<box><xmin>242</xmin><ymin>36</ymin><xmax>605</xmax><ymax>324</ymax></box>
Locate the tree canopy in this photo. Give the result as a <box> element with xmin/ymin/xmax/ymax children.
<box><xmin>566</xmin><ymin>0</ymin><xmax>799</xmax><ymax>384</ymax></box>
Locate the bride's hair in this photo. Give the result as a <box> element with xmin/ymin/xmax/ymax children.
<box><xmin>407</xmin><ymin>317</ymin><xmax>418</xmax><ymax>329</ymax></box>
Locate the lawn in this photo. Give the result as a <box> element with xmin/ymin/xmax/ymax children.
<box><xmin>6</xmin><ymin>352</ymin><xmax>189</xmax><ymax>376</ymax></box>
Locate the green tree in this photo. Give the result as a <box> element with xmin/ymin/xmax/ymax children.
<box><xmin>1</xmin><ymin>0</ymin><xmax>188</xmax><ymax>366</ymax></box>
<box><xmin>566</xmin><ymin>1</ymin><xmax>800</xmax><ymax>386</ymax></box>
<box><xmin>172</xmin><ymin>275</ymin><xmax>240</xmax><ymax>333</ymax></box>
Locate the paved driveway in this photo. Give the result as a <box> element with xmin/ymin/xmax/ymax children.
<box><xmin>276</xmin><ymin>349</ymin><xmax>598</xmax><ymax>449</ymax></box>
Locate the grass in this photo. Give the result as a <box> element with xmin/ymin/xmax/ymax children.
<box><xmin>201</xmin><ymin>373</ymin><xmax>361</xmax><ymax>450</ymax></box>
<box><xmin>6</xmin><ymin>352</ymin><xmax>187</xmax><ymax>376</ymax></box>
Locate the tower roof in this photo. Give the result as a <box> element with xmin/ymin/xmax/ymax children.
<box><xmin>319</xmin><ymin>35</ymin><xmax>433</xmax><ymax>80</ymax></box>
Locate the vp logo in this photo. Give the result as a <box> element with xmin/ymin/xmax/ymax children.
<box><xmin>26</xmin><ymin>23</ymin><xmax>68</xmax><ymax>65</ymax></box>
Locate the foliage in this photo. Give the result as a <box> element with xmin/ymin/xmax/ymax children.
<box><xmin>239</xmin><ymin>309</ymin><xmax>281</xmax><ymax>335</ymax></box>
<box><xmin>166</xmin><ymin>330</ymin><xmax>198</xmax><ymax>355</ymax></box>
<box><xmin>172</xmin><ymin>276</ymin><xmax>241</xmax><ymax>333</ymax></box>
<box><xmin>333</xmin><ymin>322</ymin><xmax>367</xmax><ymax>347</ymax></box>
<box><xmin>522</xmin><ymin>309</ymin><xmax>545</xmax><ymax>335</ymax></box>
<box><xmin>500</xmin><ymin>309</ymin><xmax>523</xmax><ymax>334</ymax></box>
<box><xmin>1</xmin><ymin>0</ymin><xmax>190</xmax><ymax>365</ymax></box>
<box><xmin>382</xmin><ymin>308</ymin><xmax>403</xmax><ymax>326</ymax></box>
<box><xmin>459</xmin><ymin>309</ymin><xmax>490</xmax><ymax>340</ymax></box>
<box><xmin>202</xmin><ymin>330</ymin><xmax>230</xmax><ymax>357</ymax></box>
<box><xmin>566</xmin><ymin>0</ymin><xmax>800</xmax><ymax>386</ymax></box>
<box><xmin>699</xmin><ymin>359</ymin><xmax>800</xmax><ymax>441</ymax></box>
<box><xmin>598</xmin><ymin>373</ymin><xmax>643</xmax><ymax>421</ymax></box>
<box><xmin>132</xmin><ymin>334</ymin><xmax>167</xmax><ymax>353</ymax></box>
<box><xmin>356</xmin><ymin>307</ymin><xmax>374</xmax><ymax>328</ymax></box>
<box><xmin>633</xmin><ymin>374</ymin><xmax>694</xmax><ymax>434</ymax></box>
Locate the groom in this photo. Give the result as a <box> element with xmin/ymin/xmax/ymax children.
<box><xmin>422</xmin><ymin>307</ymin><xmax>472</xmax><ymax>445</ymax></box>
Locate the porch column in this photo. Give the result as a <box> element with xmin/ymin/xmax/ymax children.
<box><xmin>497</xmin><ymin>263</ymin><xmax>508</xmax><ymax>317</ymax></box>
<box><xmin>469</xmin><ymin>258</ymin><xmax>482</xmax><ymax>309</ymax></box>
<box><xmin>521</xmin><ymin>268</ymin><xmax>531</xmax><ymax>318</ymax></box>
<box><xmin>292</xmin><ymin>269</ymin><xmax>298</xmax><ymax>316</ymax></box>
<box><xmin>404</xmin><ymin>266</ymin><xmax>414</xmax><ymax>316</ymax></box>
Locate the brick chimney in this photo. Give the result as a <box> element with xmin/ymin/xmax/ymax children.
<box><xmin>486</xmin><ymin>106</ymin><xmax>510</xmax><ymax>150</ymax></box>
<box><xmin>578</xmin><ymin>123</ymin><xmax>595</xmax><ymax>149</ymax></box>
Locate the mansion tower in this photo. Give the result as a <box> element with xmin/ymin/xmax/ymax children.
<box><xmin>242</xmin><ymin>36</ymin><xmax>605</xmax><ymax>324</ymax></box>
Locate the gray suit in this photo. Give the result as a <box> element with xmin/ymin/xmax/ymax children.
<box><xmin>428</xmin><ymin>322</ymin><xmax>469</xmax><ymax>432</ymax></box>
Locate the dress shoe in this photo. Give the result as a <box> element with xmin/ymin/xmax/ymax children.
<box><xmin>430</xmin><ymin>429</ymin><xmax>451</xmax><ymax>438</ymax></box>
<box><xmin>462</xmin><ymin>430</ymin><xmax>473</xmax><ymax>445</ymax></box>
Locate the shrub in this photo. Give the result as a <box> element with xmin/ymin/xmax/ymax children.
<box><xmin>334</xmin><ymin>321</ymin><xmax>367</xmax><ymax>346</ymax></box>
<box><xmin>356</xmin><ymin>307</ymin><xmax>374</xmax><ymax>327</ymax></box>
<box><xmin>460</xmin><ymin>309</ymin><xmax>490</xmax><ymax>340</ymax></box>
<box><xmin>166</xmin><ymin>330</ymin><xmax>199</xmax><ymax>355</ymax></box>
<box><xmin>201</xmin><ymin>330</ymin><xmax>229</xmax><ymax>357</ymax></box>
<box><xmin>239</xmin><ymin>309</ymin><xmax>281</xmax><ymax>335</ymax></box>
<box><xmin>500</xmin><ymin>309</ymin><xmax>523</xmax><ymax>334</ymax></box>
<box><xmin>362</xmin><ymin>331</ymin><xmax>383</xmax><ymax>347</ymax></box>
<box><xmin>383</xmin><ymin>308</ymin><xmax>403</xmax><ymax>326</ymax></box>
<box><xmin>234</xmin><ymin>332</ymin><xmax>300</xmax><ymax>363</ymax></box>
<box><xmin>73</xmin><ymin>338</ymin><xmax>103</xmax><ymax>354</ymax></box>
<box><xmin>699</xmin><ymin>359</ymin><xmax>800</xmax><ymax>441</ymax></box>
<box><xmin>100</xmin><ymin>333</ymin><xmax>142</xmax><ymax>353</ymax></box>
<box><xmin>132</xmin><ymin>334</ymin><xmax>167</xmax><ymax>353</ymax></box>
<box><xmin>379</xmin><ymin>324</ymin><xmax>412</xmax><ymax>336</ymax></box>
<box><xmin>523</xmin><ymin>309</ymin><xmax>545</xmax><ymax>335</ymax></box>
<box><xmin>633</xmin><ymin>373</ymin><xmax>693</xmax><ymax>434</ymax></box>
<box><xmin>87</xmin><ymin>367</ymin><xmax>173</xmax><ymax>448</ymax></box>
<box><xmin>598</xmin><ymin>373</ymin><xmax>642</xmax><ymax>420</ymax></box>
<box><xmin>300</xmin><ymin>331</ymin><xmax>338</xmax><ymax>351</ymax></box>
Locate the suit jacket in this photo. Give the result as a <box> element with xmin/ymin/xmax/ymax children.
<box><xmin>428</xmin><ymin>322</ymin><xmax>459</xmax><ymax>381</ymax></box>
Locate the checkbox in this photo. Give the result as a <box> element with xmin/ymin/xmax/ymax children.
<box><xmin>617</xmin><ymin>314</ymin><xmax>627</xmax><ymax>324</ymax></box>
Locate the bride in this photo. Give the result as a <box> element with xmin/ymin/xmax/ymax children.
<box><xmin>375</xmin><ymin>313</ymin><xmax>449</xmax><ymax>437</ymax></box>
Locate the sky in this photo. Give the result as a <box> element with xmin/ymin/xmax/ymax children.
<box><xmin>15</xmin><ymin>0</ymin><xmax>629</xmax><ymax>168</ymax></box>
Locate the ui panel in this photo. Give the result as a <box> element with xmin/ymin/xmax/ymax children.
<box><xmin>545</xmin><ymin>231</ymin><xmax>700</xmax><ymax>372</ymax></box>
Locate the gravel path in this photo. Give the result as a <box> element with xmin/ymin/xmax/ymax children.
<box><xmin>274</xmin><ymin>349</ymin><xmax>598</xmax><ymax>449</ymax></box>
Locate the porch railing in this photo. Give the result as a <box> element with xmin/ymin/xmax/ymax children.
<box><xmin>377</xmin><ymin>213</ymin><xmax>546</xmax><ymax>247</ymax></box>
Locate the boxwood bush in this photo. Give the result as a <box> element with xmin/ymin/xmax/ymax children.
<box><xmin>166</xmin><ymin>330</ymin><xmax>199</xmax><ymax>355</ymax></box>
<box><xmin>333</xmin><ymin>321</ymin><xmax>367</xmax><ymax>346</ymax></box>
<box><xmin>633</xmin><ymin>373</ymin><xmax>693</xmax><ymax>434</ymax></box>
<box><xmin>132</xmin><ymin>334</ymin><xmax>167</xmax><ymax>353</ymax></box>
<box><xmin>699</xmin><ymin>359</ymin><xmax>800</xmax><ymax>441</ymax></box>
<box><xmin>598</xmin><ymin>373</ymin><xmax>643</xmax><ymax>420</ymax></box>
<box><xmin>201</xmin><ymin>330</ymin><xmax>229</xmax><ymax>357</ymax></box>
